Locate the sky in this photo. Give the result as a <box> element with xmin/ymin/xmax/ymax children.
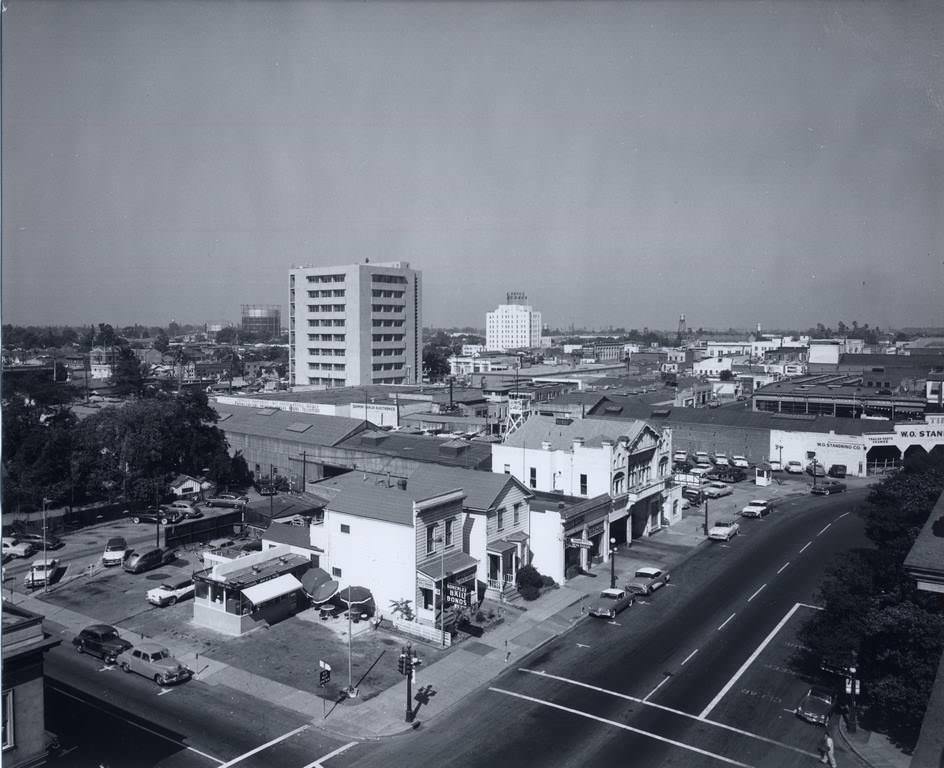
<box><xmin>2</xmin><ymin>0</ymin><xmax>942</xmax><ymax>332</ymax></box>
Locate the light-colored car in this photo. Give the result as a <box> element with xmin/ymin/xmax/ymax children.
<box><xmin>731</xmin><ymin>455</ymin><xmax>750</xmax><ymax>468</ymax></box>
<box><xmin>24</xmin><ymin>557</ymin><xmax>61</xmax><ymax>588</ymax></box>
<box><xmin>205</xmin><ymin>494</ymin><xmax>248</xmax><ymax>508</ymax></box>
<box><xmin>708</xmin><ymin>520</ymin><xmax>741</xmax><ymax>541</ymax></box>
<box><xmin>115</xmin><ymin>642</ymin><xmax>192</xmax><ymax>686</ymax></box>
<box><xmin>740</xmin><ymin>499</ymin><xmax>772</xmax><ymax>518</ymax></box>
<box><xmin>2</xmin><ymin>538</ymin><xmax>36</xmax><ymax>559</ymax></box>
<box><xmin>166</xmin><ymin>500</ymin><xmax>202</xmax><ymax>519</ymax></box>
<box><xmin>768</xmin><ymin>460</ymin><xmax>783</xmax><ymax>472</ymax></box>
<box><xmin>713</xmin><ymin>453</ymin><xmax>730</xmax><ymax>466</ymax></box>
<box><xmin>625</xmin><ymin>567</ymin><xmax>671</xmax><ymax>596</ymax></box>
<box><xmin>703</xmin><ymin>481</ymin><xmax>733</xmax><ymax>499</ymax></box>
<box><xmin>694</xmin><ymin>452</ymin><xmax>711</xmax><ymax>465</ymax></box>
<box><xmin>147</xmin><ymin>578</ymin><xmax>195</xmax><ymax>607</ymax></box>
<box><xmin>588</xmin><ymin>588</ymin><xmax>634</xmax><ymax>618</ymax></box>
<box><xmin>785</xmin><ymin>461</ymin><xmax>804</xmax><ymax>474</ymax></box>
<box><xmin>102</xmin><ymin>537</ymin><xmax>128</xmax><ymax>567</ymax></box>
<box><xmin>673</xmin><ymin>450</ymin><xmax>689</xmax><ymax>464</ymax></box>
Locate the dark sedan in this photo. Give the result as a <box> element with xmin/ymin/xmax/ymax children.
<box><xmin>15</xmin><ymin>531</ymin><xmax>65</xmax><ymax>550</ymax></box>
<box><xmin>796</xmin><ymin>687</ymin><xmax>835</xmax><ymax>725</ymax></box>
<box><xmin>73</xmin><ymin>624</ymin><xmax>133</xmax><ymax>664</ymax></box>
<box><xmin>810</xmin><ymin>480</ymin><xmax>847</xmax><ymax>496</ymax></box>
<box><xmin>130</xmin><ymin>508</ymin><xmax>183</xmax><ymax>525</ymax></box>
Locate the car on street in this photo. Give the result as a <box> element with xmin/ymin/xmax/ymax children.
<box><xmin>146</xmin><ymin>577</ymin><xmax>195</xmax><ymax>607</ymax></box>
<box><xmin>73</xmin><ymin>624</ymin><xmax>133</xmax><ymax>664</ymax></box>
<box><xmin>810</xmin><ymin>480</ymin><xmax>847</xmax><ymax>496</ymax></box>
<box><xmin>708</xmin><ymin>519</ymin><xmax>740</xmax><ymax>541</ymax></box>
<box><xmin>740</xmin><ymin>499</ymin><xmax>772</xmax><ymax>518</ymax></box>
<box><xmin>712</xmin><ymin>453</ymin><xmax>730</xmax><ymax>466</ymax></box>
<box><xmin>115</xmin><ymin>642</ymin><xmax>192</xmax><ymax>686</ymax></box>
<box><xmin>2</xmin><ymin>538</ymin><xmax>36</xmax><ymax>559</ymax></box>
<box><xmin>166</xmin><ymin>500</ymin><xmax>202</xmax><ymax>518</ymax></box>
<box><xmin>806</xmin><ymin>463</ymin><xmax>826</xmax><ymax>477</ymax></box>
<box><xmin>23</xmin><ymin>557</ymin><xmax>61</xmax><ymax>588</ymax></box>
<box><xmin>123</xmin><ymin>547</ymin><xmax>178</xmax><ymax>574</ymax></box>
<box><xmin>588</xmin><ymin>588</ymin><xmax>634</xmax><ymax>618</ymax></box>
<box><xmin>205</xmin><ymin>493</ymin><xmax>249</xmax><ymax>508</ymax></box>
<box><xmin>703</xmin><ymin>481</ymin><xmax>733</xmax><ymax>499</ymax></box>
<box><xmin>130</xmin><ymin>508</ymin><xmax>183</xmax><ymax>525</ymax></box>
<box><xmin>102</xmin><ymin>537</ymin><xmax>129</xmax><ymax>567</ymax></box>
<box><xmin>786</xmin><ymin>461</ymin><xmax>804</xmax><ymax>474</ymax></box>
<box><xmin>625</xmin><ymin>567</ymin><xmax>671</xmax><ymax>596</ymax></box>
<box><xmin>796</xmin><ymin>687</ymin><xmax>835</xmax><ymax>725</ymax></box>
<box><xmin>682</xmin><ymin>487</ymin><xmax>705</xmax><ymax>504</ymax></box>
<box><xmin>828</xmin><ymin>464</ymin><xmax>847</xmax><ymax>478</ymax></box>
<box><xmin>15</xmin><ymin>531</ymin><xmax>65</xmax><ymax>550</ymax></box>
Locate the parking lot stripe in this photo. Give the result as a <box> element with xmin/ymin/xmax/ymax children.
<box><xmin>491</xmin><ymin>687</ymin><xmax>754</xmax><ymax>767</ymax></box>
<box><xmin>216</xmin><ymin>724</ymin><xmax>310</xmax><ymax>768</ymax></box>
<box><xmin>817</xmin><ymin>523</ymin><xmax>831</xmax><ymax>536</ymax></box>
<box><xmin>301</xmin><ymin>741</ymin><xmax>358</xmax><ymax>768</ymax></box>
<box><xmin>517</xmin><ymin>669</ymin><xmax>818</xmax><ymax>758</ymax></box>
<box><xmin>717</xmin><ymin>613</ymin><xmax>736</xmax><ymax>631</ymax></box>
<box><xmin>681</xmin><ymin>649</ymin><xmax>699</xmax><ymax>666</ymax></box>
<box><xmin>799</xmin><ymin>541</ymin><xmax>812</xmax><ymax>554</ymax></box>
<box><xmin>644</xmin><ymin>675</ymin><xmax>671</xmax><ymax>701</ymax></box>
<box><xmin>836</xmin><ymin>511</ymin><xmax>850</xmax><ymax>520</ymax></box>
<box><xmin>49</xmin><ymin>684</ymin><xmax>223</xmax><ymax>764</ymax></box>
<box><xmin>747</xmin><ymin>584</ymin><xmax>766</xmax><ymax>603</ymax></box>
<box><xmin>776</xmin><ymin>562</ymin><xmax>790</xmax><ymax>574</ymax></box>
<box><xmin>699</xmin><ymin>603</ymin><xmax>802</xmax><ymax>719</ymax></box>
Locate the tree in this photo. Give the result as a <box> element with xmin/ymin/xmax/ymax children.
<box><xmin>153</xmin><ymin>331</ymin><xmax>170</xmax><ymax>354</ymax></box>
<box><xmin>111</xmin><ymin>345</ymin><xmax>145</xmax><ymax>397</ymax></box>
<box><xmin>719</xmin><ymin>370</ymin><xmax>734</xmax><ymax>381</ymax></box>
<box><xmin>423</xmin><ymin>346</ymin><xmax>451</xmax><ymax>380</ymax></box>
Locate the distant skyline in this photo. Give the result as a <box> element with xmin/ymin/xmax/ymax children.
<box><xmin>3</xmin><ymin>1</ymin><xmax>942</xmax><ymax>331</ymax></box>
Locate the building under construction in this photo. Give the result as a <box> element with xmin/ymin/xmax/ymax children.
<box><xmin>241</xmin><ymin>305</ymin><xmax>282</xmax><ymax>339</ymax></box>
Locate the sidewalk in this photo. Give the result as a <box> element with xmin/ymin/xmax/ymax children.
<box><xmin>839</xmin><ymin>718</ymin><xmax>913</xmax><ymax>768</ymax></box>
<box><xmin>10</xmin><ymin>512</ymin><xmax>714</xmax><ymax>741</ymax></box>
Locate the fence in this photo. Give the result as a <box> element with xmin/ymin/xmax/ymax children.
<box><xmin>164</xmin><ymin>510</ymin><xmax>244</xmax><ymax>548</ymax></box>
<box><xmin>390</xmin><ymin>617</ymin><xmax>452</xmax><ymax>647</ymax></box>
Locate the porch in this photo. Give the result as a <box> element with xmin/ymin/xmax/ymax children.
<box><xmin>485</xmin><ymin>534</ymin><xmax>527</xmax><ymax>600</ymax></box>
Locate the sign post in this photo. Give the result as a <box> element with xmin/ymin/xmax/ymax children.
<box><xmin>319</xmin><ymin>660</ymin><xmax>331</xmax><ymax>719</ymax></box>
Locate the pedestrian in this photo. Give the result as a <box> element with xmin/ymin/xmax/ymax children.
<box><xmin>819</xmin><ymin>727</ymin><xmax>836</xmax><ymax>767</ymax></box>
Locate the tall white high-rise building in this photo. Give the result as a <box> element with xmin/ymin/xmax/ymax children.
<box><xmin>485</xmin><ymin>295</ymin><xmax>542</xmax><ymax>352</ymax></box>
<box><xmin>289</xmin><ymin>261</ymin><xmax>422</xmax><ymax>388</ymax></box>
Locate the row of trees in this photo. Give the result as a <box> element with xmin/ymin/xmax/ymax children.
<box><xmin>2</xmin><ymin>386</ymin><xmax>249</xmax><ymax>514</ymax></box>
<box><xmin>801</xmin><ymin>453</ymin><xmax>944</xmax><ymax>751</ymax></box>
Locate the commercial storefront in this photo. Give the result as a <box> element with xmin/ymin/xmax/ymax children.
<box><xmin>416</xmin><ymin>551</ymin><xmax>478</xmax><ymax>626</ymax></box>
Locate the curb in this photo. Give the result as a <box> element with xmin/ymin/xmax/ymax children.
<box><xmin>838</xmin><ymin>717</ymin><xmax>879</xmax><ymax>768</ymax></box>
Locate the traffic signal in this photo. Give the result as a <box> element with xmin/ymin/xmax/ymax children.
<box><xmin>398</xmin><ymin>652</ymin><xmax>408</xmax><ymax>676</ymax></box>
<box><xmin>319</xmin><ymin>669</ymin><xmax>330</xmax><ymax>687</ymax></box>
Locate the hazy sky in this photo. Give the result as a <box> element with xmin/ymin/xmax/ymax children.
<box><xmin>2</xmin><ymin>0</ymin><xmax>942</xmax><ymax>331</ymax></box>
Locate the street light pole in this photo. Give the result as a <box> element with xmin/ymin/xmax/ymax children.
<box><xmin>42</xmin><ymin>498</ymin><xmax>49</xmax><ymax>594</ymax></box>
<box><xmin>609</xmin><ymin>537</ymin><xmax>617</xmax><ymax>589</ymax></box>
<box><xmin>703</xmin><ymin>497</ymin><xmax>709</xmax><ymax>536</ymax></box>
<box><xmin>775</xmin><ymin>443</ymin><xmax>783</xmax><ymax>467</ymax></box>
<box><xmin>434</xmin><ymin>534</ymin><xmax>446</xmax><ymax>648</ymax></box>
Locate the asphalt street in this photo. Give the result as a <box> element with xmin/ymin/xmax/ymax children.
<box><xmin>331</xmin><ymin>487</ymin><xmax>869</xmax><ymax>768</ymax></box>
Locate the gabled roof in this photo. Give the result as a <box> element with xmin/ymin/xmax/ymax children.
<box><xmin>336</xmin><ymin>430</ymin><xmax>492</xmax><ymax>469</ymax></box>
<box><xmin>406</xmin><ymin>464</ymin><xmax>531</xmax><ymax>512</ymax></box>
<box><xmin>213</xmin><ymin>404</ymin><xmax>368</xmax><ymax>447</ymax></box>
<box><xmin>501</xmin><ymin>415</ymin><xmax>649</xmax><ymax>451</ymax></box>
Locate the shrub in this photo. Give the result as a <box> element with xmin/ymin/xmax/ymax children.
<box><xmin>518</xmin><ymin>584</ymin><xmax>541</xmax><ymax>601</ymax></box>
<box><xmin>475</xmin><ymin>610</ymin><xmax>486</xmax><ymax>623</ymax></box>
<box><xmin>515</xmin><ymin>564</ymin><xmax>544</xmax><ymax>591</ymax></box>
<box><xmin>565</xmin><ymin>565</ymin><xmax>580</xmax><ymax>580</ymax></box>
<box><xmin>541</xmin><ymin>575</ymin><xmax>557</xmax><ymax>588</ymax></box>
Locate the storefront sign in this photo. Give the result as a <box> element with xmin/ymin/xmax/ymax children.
<box><xmin>567</xmin><ymin>537</ymin><xmax>593</xmax><ymax>549</ymax></box>
<box><xmin>588</xmin><ymin>522</ymin><xmax>605</xmax><ymax>537</ymax></box>
<box><xmin>865</xmin><ymin>421</ymin><xmax>944</xmax><ymax>450</ymax></box>
<box><xmin>447</xmin><ymin>583</ymin><xmax>472</xmax><ymax>606</ymax></box>
<box><xmin>815</xmin><ymin>440</ymin><xmax>865</xmax><ymax>451</ymax></box>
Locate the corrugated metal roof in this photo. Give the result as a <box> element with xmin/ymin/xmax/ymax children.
<box><xmin>214</xmin><ymin>404</ymin><xmax>367</xmax><ymax>447</ymax></box>
<box><xmin>336</xmin><ymin>431</ymin><xmax>492</xmax><ymax>469</ymax></box>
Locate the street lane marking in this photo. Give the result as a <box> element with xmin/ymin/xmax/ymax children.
<box><xmin>157</xmin><ymin>688</ymin><xmax>174</xmax><ymax>696</ymax></box>
<box><xmin>798</xmin><ymin>602</ymin><xmax>824</xmax><ymax>611</ymax></box>
<box><xmin>217</xmin><ymin>724</ymin><xmax>310</xmax><ymax>768</ymax></box>
<box><xmin>817</xmin><ymin>523</ymin><xmax>831</xmax><ymax>536</ymax></box>
<box><xmin>490</xmin><ymin>687</ymin><xmax>754</xmax><ymax>767</ymax></box>
<box><xmin>836</xmin><ymin>512</ymin><xmax>849</xmax><ymax>519</ymax></box>
<box><xmin>644</xmin><ymin>676</ymin><xmax>671</xmax><ymax>701</ymax></box>
<box><xmin>717</xmin><ymin>613</ymin><xmax>736</xmax><ymax>631</ymax></box>
<box><xmin>776</xmin><ymin>562</ymin><xmax>790</xmax><ymax>574</ymax></box>
<box><xmin>700</xmin><ymin>602</ymin><xmax>811</xmax><ymax>719</ymax></box>
<box><xmin>301</xmin><ymin>741</ymin><xmax>358</xmax><ymax>768</ymax></box>
<box><xmin>49</xmin><ymin>684</ymin><xmax>223</xmax><ymax>764</ymax></box>
<box><xmin>681</xmin><ymin>649</ymin><xmax>699</xmax><ymax>666</ymax></box>
<box><xmin>608</xmin><ymin>621</ymin><xmax>622</xmax><ymax>626</ymax></box>
<box><xmin>517</xmin><ymin>669</ymin><xmax>818</xmax><ymax>758</ymax></box>
<box><xmin>747</xmin><ymin>584</ymin><xmax>766</xmax><ymax>603</ymax></box>
<box><xmin>799</xmin><ymin>541</ymin><xmax>812</xmax><ymax>553</ymax></box>
<box><xmin>576</xmin><ymin>643</ymin><xmax>591</xmax><ymax>648</ymax></box>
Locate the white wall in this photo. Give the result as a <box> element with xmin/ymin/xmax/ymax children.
<box><xmin>529</xmin><ymin>507</ymin><xmax>564</xmax><ymax>584</ymax></box>
<box><xmin>768</xmin><ymin>430</ymin><xmax>867</xmax><ymax>476</ymax></box>
<box><xmin>468</xmin><ymin>513</ymin><xmax>488</xmax><ymax>585</ymax></box>
<box><xmin>491</xmin><ymin>442</ymin><xmax>613</xmax><ymax>498</ymax></box>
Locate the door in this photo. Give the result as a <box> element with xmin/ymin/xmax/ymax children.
<box><xmin>488</xmin><ymin>554</ymin><xmax>500</xmax><ymax>581</ymax></box>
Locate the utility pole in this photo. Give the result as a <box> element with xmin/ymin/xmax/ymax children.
<box><xmin>846</xmin><ymin>652</ymin><xmax>861</xmax><ymax>733</ymax></box>
<box><xmin>703</xmin><ymin>497</ymin><xmax>709</xmax><ymax>536</ymax></box>
<box><xmin>399</xmin><ymin>643</ymin><xmax>416</xmax><ymax>722</ymax></box>
<box><xmin>300</xmin><ymin>450</ymin><xmax>307</xmax><ymax>492</ymax></box>
<box><xmin>269</xmin><ymin>465</ymin><xmax>275</xmax><ymax>519</ymax></box>
<box><xmin>41</xmin><ymin>498</ymin><xmax>49</xmax><ymax>594</ymax></box>
<box><xmin>609</xmin><ymin>537</ymin><xmax>617</xmax><ymax>589</ymax></box>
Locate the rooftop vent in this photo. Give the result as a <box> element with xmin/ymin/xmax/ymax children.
<box><xmin>555</xmin><ymin>417</ymin><xmax>573</xmax><ymax>426</ymax></box>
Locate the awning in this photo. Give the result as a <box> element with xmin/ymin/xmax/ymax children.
<box><xmin>311</xmin><ymin>579</ymin><xmax>339</xmax><ymax>604</ymax></box>
<box><xmin>487</xmin><ymin>539</ymin><xmax>518</xmax><ymax>555</ymax></box>
<box><xmin>417</xmin><ymin>551</ymin><xmax>478</xmax><ymax>581</ymax></box>
<box><xmin>300</xmin><ymin>567</ymin><xmax>331</xmax><ymax>597</ymax></box>
<box><xmin>504</xmin><ymin>531</ymin><xmax>529</xmax><ymax>543</ymax></box>
<box><xmin>241</xmin><ymin>574</ymin><xmax>303</xmax><ymax>606</ymax></box>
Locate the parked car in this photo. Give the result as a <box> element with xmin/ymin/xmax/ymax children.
<box><xmin>2</xmin><ymin>538</ymin><xmax>36</xmax><ymax>559</ymax></box>
<box><xmin>115</xmin><ymin>642</ymin><xmax>192</xmax><ymax>686</ymax></box>
<box><xmin>706</xmin><ymin>467</ymin><xmax>746</xmax><ymax>484</ymax></box>
<box><xmin>73</xmin><ymin>624</ymin><xmax>133</xmax><ymax>663</ymax></box>
<box><xmin>708</xmin><ymin>520</ymin><xmax>740</xmax><ymax>541</ymax></box>
<box><xmin>24</xmin><ymin>557</ymin><xmax>61</xmax><ymax>588</ymax></box>
<box><xmin>828</xmin><ymin>464</ymin><xmax>847</xmax><ymax>479</ymax></box>
<box><xmin>785</xmin><ymin>461</ymin><xmax>804</xmax><ymax>474</ymax></box>
<box><xmin>731</xmin><ymin>455</ymin><xmax>750</xmax><ymax>469</ymax></box>
<box><xmin>123</xmin><ymin>547</ymin><xmax>177</xmax><ymax>574</ymax></box>
<box><xmin>806</xmin><ymin>463</ymin><xmax>826</xmax><ymax>478</ymax></box>
<box><xmin>713</xmin><ymin>453</ymin><xmax>731</xmax><ymax>466</ymax></box>
<box><xmin>253</xmin><ymin>482</ymin><xmax>278</xmax><ymax>496</ymax></box>
<box><xmin>625</xmin><ymin>567</ymin><xmax>671</xmax><ymax>596</ymax></box>
<box><xmin>694</xmin><ymin>451</ymin><xmax>711</xmax><ymax>465</ymax></box>
<box><xmin>810</xmin><ymin>480</ymin><xmax>847</xmax><ymax>496</ymax></box>
<box><xmin>740</xmin><ymin>499</ymin><xmax>772</xmax><ymax>518</ymax></box>
<box><xmin>682</xmin><ymin>487</ymin><xmax>706</xmax><ymax>504</ymax></box>
<box><xmin>130</xmin><ymin>508</ymin><xmax>182</xmax><ymax>526</ymax></box>
<box><xmin>15</xmin><ymin>531</ymin><xmax>65</xmax><ymax>550</ymax></box>
<box><xmin>768</xmin><ymin>460</ymin><xmax>783</xmax><ymax>472</ymax></box>
<box><xmin>588</xmin><ymin>588</ymin><xmax>634</xmax><ymax>618</ymax></box>
<box><xmin>147</xmin><ymin>577</ymin><xmax>195</xmax><ymax>607</ymax></box>
<box><xmin>205</xmin><ymin>493</ymin><xmax>248</xmax><ymax>508</ymax></box>
<box><xmin>673</xmin><ymin>450</ymin><xmax>689</xmax><ymax>464</ymax></box>
<box><xmin>795</xmin><ymin>687</ymin><xmax>835</xmax><ymax>725</ymax></box>
<box><xmin>102</xmin><ymin>537</ymin><xmax>128</xmax><ymax>567</ymax></box>
<box><xmin>703</xmin><ymin>481</ymin><xmax>733</xmax><ymax>499</ymax></box>
<box><xmin>166</xmin><ymin>500</ymin><xmax>202</xmax><ymax>519</ymax></box>
<box><xmin>707</xmin><ymin>399</ymin><xmax>721</xmax><ymax>408</ymax></box>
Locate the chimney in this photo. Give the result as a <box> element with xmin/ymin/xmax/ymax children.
<box><xmin>541</xmin><ymin>441</ymin><xmax>552</xmax><ymax>451</ymax></box>
<box><xmin>572</xmin><ymin>437</ymin><xmax>585</xmax><ymax>451</ymax></box>
<box><xmin>397</xmin><ymin>478</ymin><xmax>408</xmax><ymax>490</ymax></box>
<box><xmin>386</xmin><ymin>471</ymin><xmax>392</xmax><ymax>488</ymax></box>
